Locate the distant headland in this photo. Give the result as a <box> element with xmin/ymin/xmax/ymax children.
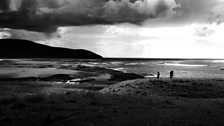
<box><xmin>0</xmin><ymin>39</ymin><xmax>103</xmax><ymax>59</ymax></box>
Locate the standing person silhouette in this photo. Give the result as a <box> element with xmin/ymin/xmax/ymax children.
<box><xmin>157</xmin><ymin>72</ymin><xmax>160</xmax><ymax>79</ymax></box>
<box><xmin>170</xmin><ymin>71</ymin><xmax>174</xmax><ymax>79</ymax></box>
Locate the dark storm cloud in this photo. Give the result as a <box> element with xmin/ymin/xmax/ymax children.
<box><xmin>0</xmin><ymin>0</ymin><xmax>10</xmax><ymax>11</ymax></box>
<box><xmin>0</xmin><ymin>0</ymin><xmax>179</xmax><ymax>33</ymax></box>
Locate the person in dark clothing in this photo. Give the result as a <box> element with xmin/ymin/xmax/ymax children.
<box><xmin>170</xmin><ymin>71</ymin><xmax>174</xmax><ymax>79</ymax></box>
<box><xmin>157</xmin><ymin>72</ymin><xmax>160</xmax><ymax>79</ymax></box>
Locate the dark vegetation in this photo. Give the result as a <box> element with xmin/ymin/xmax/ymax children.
<box><xmin>73</xmin><ymin>65</ymin><xmax>144</xmax><ymax>81</ymax></box>
<box><xmin>2</xmin><ymin>83</ymin><xmax>224</xmax><ymax>126</ymax></box>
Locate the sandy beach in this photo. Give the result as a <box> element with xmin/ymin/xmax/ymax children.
<box><xmin>1</xmin><ymin>59</ymin><xmax>224</xmax><ymax>125</ymax></box>
<box><xmin>1</xmin><ymin>77</ymin><xmax>224</xmax><ymax>126</ymax></box>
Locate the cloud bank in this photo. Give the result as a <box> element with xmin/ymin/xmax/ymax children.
<box><xmin>0</xmin><ymin>0</ymin><xmax>179</xmax><ymax>32</ymax></box>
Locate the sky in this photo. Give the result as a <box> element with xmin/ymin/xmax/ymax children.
<box><xmin>0</xmin><ymin>0</ymin><xmax>224</xmax><ymax>58</ymax></box>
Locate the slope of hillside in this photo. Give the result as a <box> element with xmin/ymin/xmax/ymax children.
<box><xmin>0</xmin><ymin>39</ymin><xmax>103</xmax><ymax>59</ymax></box>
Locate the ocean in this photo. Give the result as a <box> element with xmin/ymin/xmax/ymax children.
<box><xmin>0</xmin><ymin>58</ymin><xmax>224</xmax><ymax>79</ymax></box>
<box><xmin>100</xmin><ymin>58</ymin><xmax>224</xmax><ymax>79</ymax></box>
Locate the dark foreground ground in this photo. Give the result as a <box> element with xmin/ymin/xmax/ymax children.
<box><xmin>1</xmin><ymin>78</ymin><xmax>224</xmax><ymax>126</ymax></box>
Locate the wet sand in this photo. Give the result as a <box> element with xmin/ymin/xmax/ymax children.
<box><xmin>1</xmin><ymin>78</ymin><xmax>224</xmax><ymax>126</ymax></box>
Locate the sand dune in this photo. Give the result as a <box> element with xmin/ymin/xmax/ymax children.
<box><xmin>2</xmin><ymin>78</ymin><xmax>224</xmax><ymax>126</ymax></box>
<box><xmin>100</xmin><ymin>78</ymin><xmax>224</xmax><ymax>98</ymax></box>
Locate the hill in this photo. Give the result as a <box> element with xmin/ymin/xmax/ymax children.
<box><xmin>0</xmin><ymin>39</ymin><xmax>103</xmax><ymax>59</ymax></box>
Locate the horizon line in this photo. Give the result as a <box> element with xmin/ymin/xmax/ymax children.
<box><xmin>103</xmin><ymin>57</ymin><xmax>224</xmax><ymax>60</ymax></box>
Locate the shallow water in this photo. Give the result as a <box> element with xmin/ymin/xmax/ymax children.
<box><xmin>104</xmin><ymin>59</ymin><xmax>224</xmax><ymax>79</ymax></box>
<box><xmin>0</xmin><ymin>58</ymin><xmax>224</xmax><ymax>79</ymax></box>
